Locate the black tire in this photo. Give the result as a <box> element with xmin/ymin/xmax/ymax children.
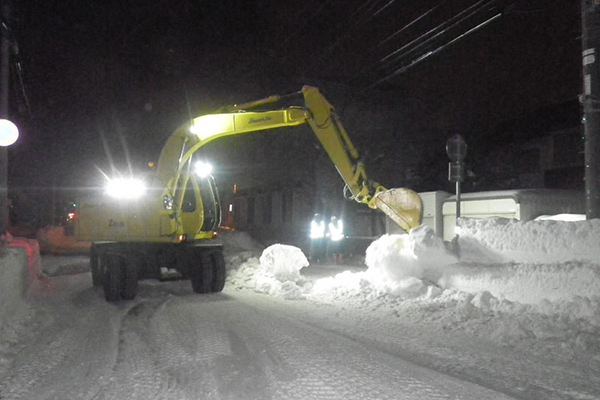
<box><xmin>210</xmin><ymin>251</ymin><xmax>226</xmax><ymax>293</ymax></box>
<box><xmin>121</xmin><ymin>255</ymin><xmax>139</xmax><ymax>300</ymax></box>
<box><xmin>190</xmin><ymin>251</ymin><xmax>213</xmax><ymax>294</ymax></box>
<box><xmin>103</xmin><ymin>254</ymin><xmax>124</xmax><ymax>302</ymax></box>
<box><xmin>90</xmin><ymin>245</ymin><xmax>103</xmax><ymax>287</ymax></box>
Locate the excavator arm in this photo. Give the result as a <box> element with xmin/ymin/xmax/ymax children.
<box><xmin>156</xmin><ymin>86</ymin><xmax>422</xmax><ymax>232</ymax></box>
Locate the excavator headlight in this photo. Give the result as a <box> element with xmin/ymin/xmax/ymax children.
<box><xmin>194</xmin><ymin>161</ymin><xmax>213</xmax><ymax>178</ymax></box>
<box><xmin>105</xmin><ymin>178</ymin><xmax>146</xmax><ymax>199</ymax></box>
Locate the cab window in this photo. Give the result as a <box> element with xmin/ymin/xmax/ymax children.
<box><xmin>181</xmin><ymin>179</ymin><xmax>196</xmax><ymax>212</ymax></box>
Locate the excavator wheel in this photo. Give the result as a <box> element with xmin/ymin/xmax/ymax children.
<box><xmin>90</xmin><ymin>245</ymin><xmax>103</xmax><ymax>287</ymax></box>
<box><xmin>210</xmin><ymin>251</ymin><xmax>226</xmax><ymax>293</ymax></box>
<box><xmin>121</xmin><ymin>255</ymin><xmax>139</xmax><ymax>300</ymax></box>
<box><xmin>189</xmin><ymin>249</ymin><xmax>213</xmax><ymax>294</ymax></box>
<box><xmin>103</xmin><ymin>254</ymin><xmax>124</xmax><ymax>302</ymax></box>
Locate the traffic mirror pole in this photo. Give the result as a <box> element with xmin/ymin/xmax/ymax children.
<box><xmin>446</xmin><ymin>134</ymin><xmax>468</xmax><ymax>231</ymax></box>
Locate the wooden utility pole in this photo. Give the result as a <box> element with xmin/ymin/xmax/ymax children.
<box><xmin>0</xmin><ymin>0</ymin><xmax>10</xmax><ymax>234</ymax></box>
<box><xmin>582</xmin><ymin>0</ymin><xmax>600</xmax><ymax>219</ymax></box>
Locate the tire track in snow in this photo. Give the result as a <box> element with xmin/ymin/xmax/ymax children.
<box><xmin>0</xmin><ymin>339</ymin><xmax>69</xmax><ymax>400</ymax></box>
<box><xmin>92</xmin><ymin>299</ymin><xmax>172</xmax><ymax>400</ymax></box>
<box><xmin>206</xmin><ymin>295</ymin><xmax>515</xmax><ymax>400</ymax></box>
<box><xmin>0</xmin><ymin>285</ymin><xmax>118</xmax><ymax>400</ymax></box>
<box><xmin>145</xmin><ymin>296</ymin><xmax>239</xmax><ymax>399</ymax></box>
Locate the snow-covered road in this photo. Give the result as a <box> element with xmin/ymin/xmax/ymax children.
<box><xmin>1</xmin><ymin>244</ymin><xmax>599</xmax><ymax>400</ymax></box>
<box><xmin>0</xmin><ymin>257</ymin><xmax>514</xmax><ymax>400</ymax></box>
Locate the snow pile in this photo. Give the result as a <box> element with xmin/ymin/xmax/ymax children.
<box><xmin>363</xmin><ymin>225</ymin><xmax>457</xmax><ymax>297</ymax></box>
<box><xmin>227</xmin><ymin>244</ymin><xmax>308</xmax><ymax>300</ymax></box>
<box><xmin>458</xmin><ymin>217</ymin><xmax>600</xmax><ymax>263</ymax></box>
<box><xmin>215</xmin><ymin>228</ymin><xmax>264</xmax><ymax>253</ymax></box>
<box><xmin>215</xmin><ymin>228</ymin><xmax>265</xmax><ymax>273</ymax></box>
<box><xmin>4</xmin><ymin>233</ymin><xmax>44</xmax><ymax>281</ymax></box>
<box><xmin>259</xmin><ymin>244</ymin><xmax>308</xmax><ymax>282</ymax></box>
<box><xmin>224</xmin><ymin>218</ymin><xmax>600</xmax><ymax>344</ymax></box>
<box><xmin>438</xmin><ymin>262</ymin><xmax>600</xmax><ymax>304</ymax></box>
<box><xmin>0</xmin><ymin>243</ymin><xmax>36</xmax><ymax>369</ymax></box>
<box><xmin>309</xmin><ymin>226</ymin><xmax>454</xmax><ymax>302</ymax></box>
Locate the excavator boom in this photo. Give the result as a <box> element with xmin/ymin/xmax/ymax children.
<box><xmin>157</xmin><ymin>85</ymin><xmax>422</xmax><ymax>232</ymax></box>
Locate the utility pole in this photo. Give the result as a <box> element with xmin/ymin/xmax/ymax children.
<box><xmin>0</xmin><ymin>0</ymin><xmax>10</xmax><ymax>235</ymax></box>
<box><xmin>582</xmin><ymin>0</ymin><xmax>600</xmax><ymax>219</ymax></box>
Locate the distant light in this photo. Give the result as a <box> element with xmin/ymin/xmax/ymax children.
<box><xmin>105</xmin><ymin>178</ymin><xmax>146</xmax><ymax>199</ymax></box>
<box><xmin>67</xmin><ymin>212</ymin><xmax>76</xmax><ymax>220</ymax></box>
<box><xmin>148</xmin><ymin>161</ymin><xmax>155</xmax><ymax>168</ymax></box>
<box><xmin>194</xmin><ymin>161</ymin><xmax>213</xmax><ymax>177</ymax></box>
<box><xmin>310</xmin><ymin>218</ymin><xmax>325</xmax><ymax>239</ymax></box>
<box><xmin>0</xmin><ymin>119</ymin><xmax>19</xmax><ymax>146</ymax></box>
<box><xmin>328</xmin><ymin>218</ymin><xmax>344</xmax><ymax>241</ymax></box>
<box><xmin>228</xmin><ymin>203</ymin><xmax>233</xmax><ymax>212</ymax></box>
<box><xmin>455</xmin><ymin>226</ymin><xmax>462</xmax><ymax>235</ymax></box>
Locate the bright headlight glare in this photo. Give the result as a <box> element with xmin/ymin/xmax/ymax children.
<box><xmin>190</xmin><ymin>114</ymin><xmax>234</xmax><ymax>141</ymax></box>
<box><xmin>105</xmin><ymin>178</ymin><xmax>146</xmax><ymax>199</ymax></box>
<box><xmin>194</xmin><ymin>161</ymin><xmax>213</xmax><ymax>177</ymax></box>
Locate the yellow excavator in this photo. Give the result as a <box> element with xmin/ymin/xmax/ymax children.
<box><xmin>76</xmin><ymin>86</ymin><xmax>422</xmax><ymax>302</ymax></box>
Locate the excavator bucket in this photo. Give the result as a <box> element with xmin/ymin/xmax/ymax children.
<box><xmin>373</xmin><ymin>188</ymin><xmax>423</xmax><ymax>233</ymax></box>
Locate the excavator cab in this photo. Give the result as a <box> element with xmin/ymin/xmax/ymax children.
<box><xmin>174</xmin><ymin>166</ymin><xmax>221</xmax><ymax>238</ymax></box>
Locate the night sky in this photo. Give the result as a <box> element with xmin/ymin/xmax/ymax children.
<box><xmin>6</xmin><ymin>0</ymin><xmax>581</xmax><ymax>222</ymax></box>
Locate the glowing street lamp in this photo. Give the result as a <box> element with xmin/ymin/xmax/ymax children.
<box><xmin>0</xmin><ymin>119</ymin><xmax>18</xmax><ymax>146</ymax></box>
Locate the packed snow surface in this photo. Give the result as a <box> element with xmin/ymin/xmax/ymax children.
<box><xmin>1</xmin><ymin>216</ymin><xmax>599</xmax><ymax>399</ymax></box>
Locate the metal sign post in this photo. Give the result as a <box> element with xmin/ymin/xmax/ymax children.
<box><xmin>446</xmin><ymin>134</ymin><xmax>467</xmax><ymax>231</ymax></box>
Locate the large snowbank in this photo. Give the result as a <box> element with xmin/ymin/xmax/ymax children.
<box><xmin>225</xmin><ymin>217</ymin><xmax>600</xmax><ymax>350</ymax></box>
<box><xmin>0</xmin><ymin>237</ymin><xmax>39</xmax><ymax>365</ymax></box>
<box><xmin>458</xmin><ymin>217</ymin><xmax>600</xmax><ymax>263</ymax></box>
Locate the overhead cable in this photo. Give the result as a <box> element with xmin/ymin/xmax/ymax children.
<box><xmin>367</xmin><ymin>12</ymin><xmax>502</xmax><ymax>89</ymax></box>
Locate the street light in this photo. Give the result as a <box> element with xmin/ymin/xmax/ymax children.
<box><xmin>0</xmin><ymin>119</ymin><xmax>18</xmax><ymax>146</ymax></box>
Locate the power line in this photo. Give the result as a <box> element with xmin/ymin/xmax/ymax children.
<box><xmin>382</xmin><ymin>0</ymin><xmax>493</xmax><ymax>65</ymax></box>
<box><xmin>303</xmin><ymin>0</ymin><xmax>400</xmax><ymax>77</ymax></box>
<box><xmin>377</xmin><ymin>0</ymin><xmax>450</xmax><ymax>48</ymax></box>
<box><xmin>357</xmin><ymin>0</ymin><xmax>501</xmax><ymax>86</ymax></box>
<box><xmin>352</xmin><ymin>1</ymin><xmax>451</xmax><ymax>79</ymax></box>
<box><xmin>372</xmin><ymin>0</ymin><xmax>401</xmax><ymax>18</ymax></box>
<box><xmin>366</xmin><ymin>11</ymin><xmax>502</xmax><ymax>90</ymax></box>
